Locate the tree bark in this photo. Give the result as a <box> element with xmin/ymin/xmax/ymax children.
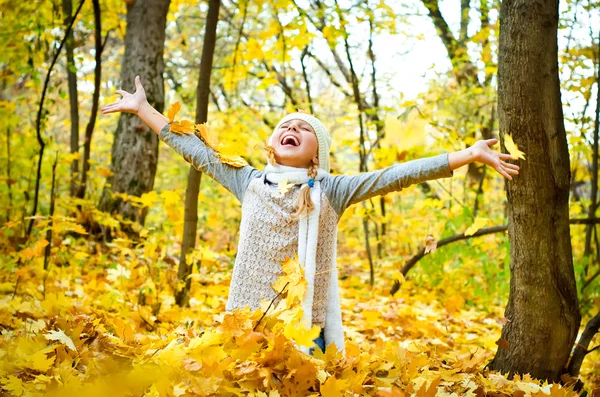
<box><xmin>584</xmin><ymin>31</ymin><xmax>600</xmax><ymax>256</ymax></box>
<box><xmin>98</xmin><ymin>0</ymin><xmax>170</xmax><ymax>228</ymax></box>
<box><xmin>27</xmin><ymin>0</ymin><xmax>85</xmax><ymax>238</ymax></box>
<box><xmin>62</xmin><ymin>0</ymin><xmax>80</xmax><ymax>198</ymax></box>
<box><xmin>175</xmin><ymin>0</ymin><xmax>220</xmax><ymax>307</ymax></box>
<box><xmin>488</xmin><ymin>0</ymin><xmax>580</xmax><ymax>381</ymax></box>
<box><xmin>77</xmin><ymin>0</ymin><xmax>102</xmax><ymax>200</ymax></box>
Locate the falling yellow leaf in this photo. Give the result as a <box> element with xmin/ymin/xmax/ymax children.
<box><xmin>218</xmin><ymin>153</ymin><xmax>248</xmax><ymax>168</ymax></box>
<box><xmin>170</xmin><ymin>120</ymin><xmax>195</xmax><ymax>135</ymax></box>
<box><xmin>167</xmin><ymin>102</ymin><xmax>181</xmax><ymax>122</ymax></box>
<box><xmin>464</xmin><ymin>217</ymin><xmax>490</xmax><ymax>237</ymax></box>
<box><xmin>96</xmin><ymin>166</ymin><xmax>113</xmax><ymax>178</ymax></box>
<box><xmin>277</xmin><ymin>179</ymin><xmax>294</xmax><ymax>196</ymax></box>
<box><xmin>444</xmin><ymin>294</ymin><xmax>465</xmax><ymax>315</ymax></box>
<box><xmin>504</xmin><ymin>133</ymin><xmax>526</xmax><ymax>160</ymax></box>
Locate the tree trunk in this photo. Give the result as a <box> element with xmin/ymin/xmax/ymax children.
<box><xmin>584</xmin><ymin>31</ymin><xmax>600</xmax><ymax>257</ymax></box>
<box><xmin>488</xmin><ymin>0</ymin><xmax>580</xmax><ymax>382</ymax></box>
<box><xmin>98</xmin><ymin>0</ymin><xmax>170</xmax><ymax>228</ymax></box>
<box><xmin>175</xmin><ymin>0</ymin><xmax>221</xmax><ymax>307</ymax></box>
<box><xmin>77</xmin><ymin>0</ymin><xmax>102</xmax><ymax>200</ymax></box>
<box><xmin>62</xmin><ymin>0</ymin><xmax>80</xmax><ymax>198</ymax></box>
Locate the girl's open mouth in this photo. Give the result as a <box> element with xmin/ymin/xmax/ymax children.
<box><xmin>281</xmin><ymin>135</ymin><xmax>300</xmax><ymax>147</ymax></box>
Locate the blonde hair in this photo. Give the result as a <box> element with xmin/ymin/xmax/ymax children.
<box><xmin>264</xmin><ymin>142</ymin><xmax>276</xmax><ymax>165</ymax></box>
<box><xmin>292</xmin><ymin>159</ymin><xmax>319</xmax><ymax>219</ymax></box>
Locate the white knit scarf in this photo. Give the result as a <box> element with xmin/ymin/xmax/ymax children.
<box><xmin>264</xmin><ymin>163</ymin><xmax>345</xmax><ymax>355</ymax></box>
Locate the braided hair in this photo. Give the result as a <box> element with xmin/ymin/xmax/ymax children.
<box><xmin>292</xmin><ymin>159</ymin><xmax>319</xmax><ymax>219</ymax></box>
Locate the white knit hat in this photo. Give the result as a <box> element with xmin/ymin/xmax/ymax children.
<box><xmin>270</xmin><ymin>112</ymin><xmax>332</xmax><ymax>173</ymax></box>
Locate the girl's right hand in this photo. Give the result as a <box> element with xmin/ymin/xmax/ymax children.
<box><xmin>101</xmin><ymin>75</ymin><xmax>147</xmax><ymax>115</ymax></box>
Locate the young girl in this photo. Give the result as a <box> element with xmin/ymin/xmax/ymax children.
<box><xmin>101</xmin><ymin>76</ymin><xmax>519</xmax><ymax>355</ymax></box>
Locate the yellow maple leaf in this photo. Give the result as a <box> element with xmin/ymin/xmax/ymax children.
<box><xmin>283</xmin><ymin>321</ymin><xmax>320</xmax><ymax>348</ymax></box>
<box><xmin>188</xmin><ymin>328</ymin><xmax>222</xmax><ymax>350</ymax></box>
<box><xmin>416</xmin><ymin>376</ymin><xmax>442</xmax><ymax>397</ymax></box>
<box><xmin>96</xmin><ymin>166</ymin><xmax>113</xmax><ymax>178</ymax></box>
<box><xmin>218</xmin><ymin>312</ymin><xmax>252</xmax><ymax>337</ymax></box>
<box><xmin>28</xmin><ymin>346</ymin><xmax>56</xmax><ymax>372</ymax></box>
<box><xmin>281</xmin><ymin>254</ymin><xmax>302</xmax><ymax>275</ymax></box>
<box><xmin>19</xmin><ymin>238</ymin><xmax>49</xmax><ymax>261</ymax></box>
<box><xmin>320</xmin><ymin>375</ymin><xmax>349</xmax><ymax>397</ymax></box>
<box><xmin>167</xmin><ymin>102</ymin><xmax>181</xmax><ymax>122</ymax></box>
<box><xmin>0</xmin><ymin>376</ymin><xmax>25</xmax><ymax>396</ymax></box>
<box><xmin>277</xmin><ymin>179</ymin><xmax>294</xmax><ymax>196</ymax></box>
<box><xmin>464</xmin><ymin>217</ymin><xmax>490</xmax><ymax>236</ymax></box>
<box><xmin>286</xmin><ymin>277</ymin><xmax>307</xmax><ymax>306</ymax></box>
<box><xmin>113</xmin><ymin>317</ymin><xmax>135</xmax><ymax>343</ymax></box>
<box><xmin>272</xmin><ymin>255</ymin><xmax>307</xmax><ymax>306</ymax></box>
<box><xmin>218</xmin><ymin>153</ymin><xmax>248</xmax><ymax>168</ymax></box>
<box><xmin>504</xmin><ymin>133</ymin><xmax>526</xmax><ymax>160</ymax></box>
<box><xmin>170</xmin><ymin>120</ymin><xmax>195</xmax><ymax>135</ymax></box>
<box><xmin>444</xmin><ymin>294</ymin><xmax>465</xmax><ymax>315</ymax></box>
<box><xmin>195</xmin><ymin>123</ymin><xmax>220</xmax><ymax>150</ymax></box>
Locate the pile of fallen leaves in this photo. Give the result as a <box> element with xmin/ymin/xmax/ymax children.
<box><xmin>0</xmin><ymin>216</ymin><xmax>598</xmax><ymax>396</ymax></box>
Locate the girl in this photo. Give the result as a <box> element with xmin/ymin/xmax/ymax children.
<box><xmin>101</xmin><ymin>76</ymin><xmax>519</xmax><ymax>356</ymax></box>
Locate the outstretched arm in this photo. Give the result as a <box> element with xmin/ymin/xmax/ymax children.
<box><xmin>323</xmin><ymin>152</ymin><xmax>454</xmax><ymax>216</ymax></box>
<box><xmin>322</xmin><ymin>140</ymin><xmax>519</xmax><ymax>216</ymax></box>
<box><xmin>101</xmin><ymin>76</ymin><xmax>262</xmax><ymax>203</ymax></box>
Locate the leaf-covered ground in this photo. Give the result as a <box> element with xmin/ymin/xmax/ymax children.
<box><xmin>0</xmin><ymin>218</ymin><xmax>598</xmax><ymax>397</ymax></box>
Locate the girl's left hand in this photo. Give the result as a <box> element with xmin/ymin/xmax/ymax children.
<box><xmin>471</xmin><ymin>138</ymin><xmax>520</xmax><ymax>180</ymax></box>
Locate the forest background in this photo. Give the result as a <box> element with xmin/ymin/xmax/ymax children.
<box><xmin>0</xmin><ymin>0</ymin><xmax>599</xmax><ymax>395</ymax></box>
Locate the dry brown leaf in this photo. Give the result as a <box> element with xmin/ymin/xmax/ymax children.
<box><xmin>495</xmin><ymin>337</ymin><xmax>510</xmax><ymax>350</ymax></box>
<box><xmin>424</xmin><ymin>235</ymin><xmax>437</xmax><ymax>254</ymax></box>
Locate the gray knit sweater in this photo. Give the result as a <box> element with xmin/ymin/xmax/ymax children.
<box><xmin>159</xmin><ymin>124</ymin><xmax>454</xmax><ymax>326</ymax></box>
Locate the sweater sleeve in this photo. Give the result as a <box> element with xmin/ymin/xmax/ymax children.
<box><xmin>159</xmin><ymin>123</ymin><xmax>262</xmax><ymax>203</ymax></box>
<box><xmin>321</xmin><ymin>153</ymin><xmax>454</xmax><ymax>216</ymax></box>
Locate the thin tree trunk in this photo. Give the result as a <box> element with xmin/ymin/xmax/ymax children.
<box><xmin>43</xmin><ymin>153</ymin><xmax>58</xmax><ymax>271</ymax></box>
<box><xmin>63</xmin><ymin>0</ymin><xmax>80</xmax><ymax>197</ymax></box>
<box><xmin>98</xmin><ymin>0</ymin><xmax>170</xmax><ymax>230</ymax></box>
<box><xmin>584</xmin><ymin>31</ymin><xmax>600</xmax><ymax>256</ymax></box>
<box><xmin>567</xmin><ymin>311</ymin><xmax>600</xmax><ymax>376</ymax></box>
<box><xmin>459</xmin><ymin>0</ymin><xmax>470</xmax><ymax>43</ymax></box>
<box><xmin>300</xmin><ymin>47</ymin><xmax>314</xmax><ymax>115</ymax></box>
<box><xmin>26</xmin><ymin>0</ymin><xmax>85</xmax><ymax>238</ymax></box>
<box><xmin>488</xmin><ymin>0</ymin><xmax>580</xmax><ymax>381</ymax></box>
<box><xmin>175</xmin><ymin>0</ymin><xmax>221</xmax><ymax>307</ymax></box>
<box><xmin>77</xmin><ymin>0</ymin><xmax>102</xmax><ymax>199</ymax></box>
<box><xmin>6</xmin><ymin>128</ymin><xmax>12</xmax><ymax>223</ymax></box>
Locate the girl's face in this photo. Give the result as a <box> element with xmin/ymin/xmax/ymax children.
<box><xmin>270</xmin><ymin>119</ymin><xmax>318</xmax><ymax>168</ymax></box>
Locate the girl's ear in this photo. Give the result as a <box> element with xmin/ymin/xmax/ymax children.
<box><xmin>312</xmin><ymin>155</ymin><xmax>319</xmax><ymax>165</ymax></box>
